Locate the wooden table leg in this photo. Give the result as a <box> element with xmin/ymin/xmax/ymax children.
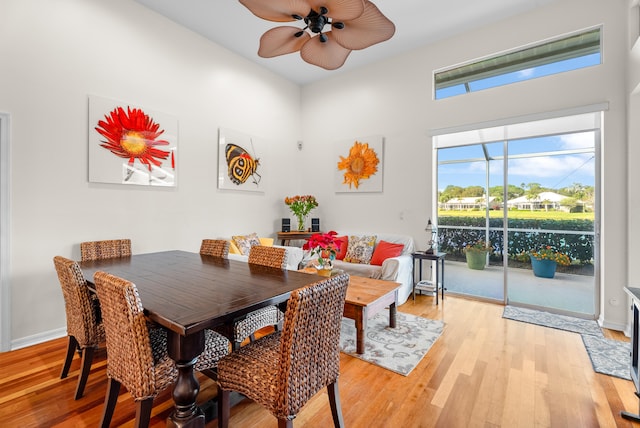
<box><xmin>355</xmin><ymin>307</ymin><xmax>366</xmax><ymax>354</ymax></box>
<box><xmin>389</xmin><ymin>301</ymin><xmax>397</xmax><ymax>328</ymax></box>
<box><xmin>166</xmin><ymin>331</ymin><xmax>206</xmax><ymax>428</ymax></box>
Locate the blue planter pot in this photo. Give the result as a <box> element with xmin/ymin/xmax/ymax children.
<box><xmin>530</xmin><ymin>256</ymin><xmax>557</xmax><ymax>278</ymax></box>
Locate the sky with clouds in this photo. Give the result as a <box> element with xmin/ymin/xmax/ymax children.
<box><xmin>438</xmin><ymin>131</ymin><xmax>595</xmax><ymax>191</ymax></box>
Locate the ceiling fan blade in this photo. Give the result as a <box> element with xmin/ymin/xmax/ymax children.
<box><xmin>332</xmin><ymin>1</ymin><xmax>395</xmax><ymax>50</ymax></box>
<box><xmin>258</xmin><ymin>26</ymin><xmax>311</xmax><ymax>58</ymax></box>
<box><xmin>307</xmin><ymin>0</ymin><xmax>365</xmax><ymax>21</ymax></box>
<box><xmin>239</xmin><ymin>0</ymin><xmax>311</xmax><ymax>22</ymax></box>
<box><xmin>300</xmin><ymin>32</ymin><xmax>352</xmax><ymax>70</ymax></box>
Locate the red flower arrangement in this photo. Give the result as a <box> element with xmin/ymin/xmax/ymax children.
<box><xmin>303</xmin><ymin>231</ymin><xmax>343</xmax><ymax>268</ymax></box>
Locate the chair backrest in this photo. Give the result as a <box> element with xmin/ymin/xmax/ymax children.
<box><xmin>200</xmin><ymin>239</ymin><xmax>230</xmax><ymax>258</ymax></box>
<box><xmin>80</xmin><ymin>239</ymin><xmax>132</xmax><ymax>262</ymax></box>
<box><xmin>248</xmin><ymin>246</ymin><xmax>287</xmax><ymax>269</ymax></box>
<box><xmin>53</xmin><ymin>256</ymin><xmax>103</xmax><ymax>348</ymax></box>
<box><xmin>93</xmin><ymin>271</ymin><xmax>169</xmax><ymax>399</ymax></box>
<box><xmin>275</xmin><ymin>273</ymin><xmax>349</xmax><ymax>418</ymax></box>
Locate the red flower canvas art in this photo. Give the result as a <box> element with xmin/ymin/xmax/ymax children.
<box><xmin>95</xmin><ymin>106</ymin><xmax>170</xmax><ymax>170</ymax></box>
<box><xmin>89</xmin><ymin>96</ymin><xmax>177</xmax><ymax>186</ymax></box>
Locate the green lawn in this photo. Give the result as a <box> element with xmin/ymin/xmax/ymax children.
<box><xmin>438</xmin><ymin>209</ymin><xmax>594</xmax><ymax>221</ymax></box>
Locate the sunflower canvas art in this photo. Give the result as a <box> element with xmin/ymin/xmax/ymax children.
<box><xmin>334</xmin><ymin>136</ymin><xmax>384</xmax><ymax>192</ymax></box>
<box><xmin>88</xmin><ymin>95</ymin><xmax>177</xmax><ymax>186</ymax></box>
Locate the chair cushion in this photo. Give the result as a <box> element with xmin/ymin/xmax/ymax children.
<box><xmin>232</xmin><ymin>233</ymin><xmax>261</xmax><ymax>255</ymax></box>
<box><xmin>343</xmin><ymin>235</ymin><xmax>376</xmax><ymax>264</ymax></box>
<box><xmin>370</xmin><ymin>240</ymin><xmax>404</xmax><ymax>266</ymax></box>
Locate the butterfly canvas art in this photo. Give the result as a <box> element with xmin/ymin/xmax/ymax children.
<box><xmin>218</xmin><ymin>128</ymin><xmax>266</xmax><ymax>192</ymax></box>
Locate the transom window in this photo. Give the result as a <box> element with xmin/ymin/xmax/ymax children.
<box><xmin>434</xmin><ymin>27</ymin><xmax>601</xmax><ymax>100</ymax></box>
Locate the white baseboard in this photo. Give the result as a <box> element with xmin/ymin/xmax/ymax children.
<box><xmin>10</xmin><ymin>327</ymin><xmax>66</xmax><ymax>351</ymax></box>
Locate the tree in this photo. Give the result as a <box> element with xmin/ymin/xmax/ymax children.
<box><xmin>489</xmin><ymin>184</ymin><xmax>524</xmax><ymax>202</ymax></box>
<box><xmin>560</xmin><ymin>196</ymin><xmax>579</xmax><ymax>212</ymax></box>
<box><xmin>461</xmin><ymin>185</ymin><xmax>485</xmax><ymax>197</ymax></box>
<box><xmin>439</xmin><ymin>185</ymin><xmax>464</xmax><ymax>203</ymax></box>
<box><xmin>524</xmin><ymin>183</ymin><xmax>542</xmax><ymax>210</ymax></box>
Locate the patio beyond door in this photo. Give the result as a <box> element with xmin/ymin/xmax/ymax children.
<box><xmin>434</xmin><ymin>111</ymin><xmax>599</xmax><ymax>317</ymax></box>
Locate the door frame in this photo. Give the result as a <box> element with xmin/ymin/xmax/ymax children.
<box><xmin>0</xmin><ymin>112</ymin><xmax>10</xmax><ymax>352</ymax></box>
<box><xmin>431</xmin><ymin>104</ymin><xmax>605</xmax><ymax>317</ymax></box>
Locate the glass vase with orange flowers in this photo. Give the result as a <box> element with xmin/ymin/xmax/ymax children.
<box><xmin>284</xmin><ymin>195</ymin><xmax>318</xmax><ymax>231</ymax></box>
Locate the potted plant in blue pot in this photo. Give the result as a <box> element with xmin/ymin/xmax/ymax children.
<box><xmin>529</xmin><ymin>246</ymin><xmax>571</xmax><ymax>278</ymax></box>
<box><xmin>464</xmin><ymin>240</ymin><xmax>492</xmax><ymax>270</ymax></box>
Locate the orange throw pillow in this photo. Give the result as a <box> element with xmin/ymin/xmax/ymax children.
<box><xmin>370</xmin><ymin>240</ymin><xmax>404</xmax><ymax>266</ymax></box>
<box><xmin>335</xmin><ymin>236</ymin><xmax>348</xmax><ymax>260</ymax></box>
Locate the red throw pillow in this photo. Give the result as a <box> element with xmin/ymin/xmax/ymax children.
<box><xmin>335</xmin><ymin>236</ymin><xmax>348</xmax><ymax>260</ymax></box>
<box><xmin>370</xmin><ymin>240</ymin><xmax>404</xmax><ymax>266</ymax></box>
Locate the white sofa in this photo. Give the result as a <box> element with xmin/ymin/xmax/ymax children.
<box><xmin>325</xmin><ymin>232</ymin><xmax>415</xmax><ymax>305</ymax></box>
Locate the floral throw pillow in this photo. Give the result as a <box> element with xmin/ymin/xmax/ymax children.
<box><xmin>343</xmin><ymin>235</ymin><xmax>377</xmax><ymax>264</ymax></box>
<box><xmin>232</xmin><ymin>233</ymin><xmax>261</xmax><ymax>256</ymax></box>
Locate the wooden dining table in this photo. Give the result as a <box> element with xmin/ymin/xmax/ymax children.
<box><xmin>79</xmin><ymin>250</ymin><xmax>322</xmax><ymax>428</ymax></box>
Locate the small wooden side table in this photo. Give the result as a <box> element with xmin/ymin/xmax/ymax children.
<box><xmin>412</xmin><ymin>251</ymin><xmax>446</xmax><ymax>304</ymax></box>
<box><xmin>277</xmin><ymin>231</ymin><xmax>319</xmax><ymax>246</ymax></box>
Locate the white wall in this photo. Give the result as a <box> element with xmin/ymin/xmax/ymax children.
<box><xmin>0</xmin><ymin>0</ymin><xmax>302</xmax><ymax>346</ymax></box>
<box><xmin>300</xmin><ymin>0</ymin><xmax>629</xmax><ymax>330</ymax></box>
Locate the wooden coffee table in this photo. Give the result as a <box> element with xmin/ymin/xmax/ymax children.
<box><xmin>343</xmin><ymin>276</ymin><xmax>400</xmax><ymax>354</ymax></box>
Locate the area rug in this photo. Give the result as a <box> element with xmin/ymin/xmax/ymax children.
<box><xmin>339</xmin><ymin>312</ymin><xmax>444</xmax><ymax>376</ymax></box>
<box><xmin>581</xmin><ymin>335</ymin><xmax>631</xmax><ymax>380</ymax></box>
<box><xmin>502</xmin><ymin>306</ymin><xmax>630</xmax><ymax>380</ymax></box>
<box><xmin>502</xmin><ymin>305</ymin><xmax>604</xmax><ymax>337</ymax></box>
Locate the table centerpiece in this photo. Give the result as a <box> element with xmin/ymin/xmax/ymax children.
<box><xmin>303</xmin><ymin>231</ymin><xmax>343</xmax><ymax>277</ymax></box>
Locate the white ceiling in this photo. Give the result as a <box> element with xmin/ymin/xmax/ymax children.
<box><xmin>133</xmin><ymin>0</ymin><xmax>559</xmax><ymax>86</ymax></box>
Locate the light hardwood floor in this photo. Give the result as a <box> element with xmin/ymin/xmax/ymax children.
<box><xmin>1</xmin><ymin>294</ymin><xmax>639</xmax><ymax>427</ymax></box>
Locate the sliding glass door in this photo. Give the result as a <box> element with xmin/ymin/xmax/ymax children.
<box><xmin>437</xmin><ymin>142</ymin><xmax>505</xmax><ymax>302</ymax></box>
<box><xmin>434</xmin><ymin>111</ymin><xmax>599</xmax><ymax>317</ymax></box>
<box><xmin>505</xmin><ymin>132</ymin><xmax>596</xmax><ymax>314</ymax></box>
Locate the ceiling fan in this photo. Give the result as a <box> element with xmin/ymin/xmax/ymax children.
<box><xmin>239</xmin><ymin>0</ymin><xmax>395</xmax><ymax>70</ymax></box>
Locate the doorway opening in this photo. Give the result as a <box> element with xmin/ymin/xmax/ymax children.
<box><xmin>433</xmin><ymin>109</ymin><xmax>600</xmax><ymax>318</ymax></box>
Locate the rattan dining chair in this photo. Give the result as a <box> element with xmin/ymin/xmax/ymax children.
<box><xmin>93</xmin><ymin>271</ymin><xmax>230</xmax><ymax>428</ymax></box>
<box><xmin>232</xmin><ymin>246</ymin><xmax>288</xmax><ymax>350</ymax></box>
<box><xmin>217</xmin><ymin>273</ymin><xmax>350</xmax><ymax>428</ymax></box>
<box><xmin>200</xmin><ymin>239</ymin><xmax>230</xmax><ymax>258</ymax></box>
<box><xmin>53</xmin><ymin>255</ymin><xmax>106</xmax><ymax>400</ymax></box>
<box><xmin>80</xmin><ymin>239</ymin><xmax>132</xmax><ymax>262</ymax></box>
